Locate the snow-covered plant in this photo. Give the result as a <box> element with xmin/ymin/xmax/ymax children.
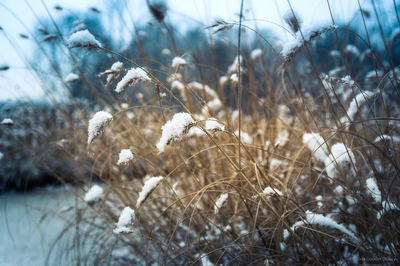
<box><xmin>117</xmin><ymin>149</ymin><xmax>134</xmax><ymax>165</ymax></box>
<box><xmin>84</xmin><ymin>185</ymin><xmax>104</xmax><ymax>204</ymax></box>
<box><xmin>302</xmin><ymin>132</ymin><xmax>329</xmax><ymax>162</ymax></box>
<box><xmin>172</xmin><ymin>56</ymin><xmax>186</xmax><ymax>68</ymax></box>
<box><xmin>67</xmin><ymin>29</ymin><xmax>102</xmax><ymax>49</ymax></box>
<box><xmin>115</xmin><ymin>67</ymin><xmax>151</xmax><ymax>93</ymax></box>
<box><xmin>156</xmin><ymin>112</ymin><xmax>195</xmax><ymax>152</ymax></box>
<box><xmin>113</xmin><ymin>206</ymin><xmax>135</xmax><ymax>234</ymax></box>
<box><xmin>99</xmin><ymin>61</ymin><xmax>124</xmax><ymax>85</ymax></box>
<box><xmin>136</xmin><ymin>176</ymin><xmax>164</xmax><ymax>208</ymax></box>
<box><xmin>87</xmin><ymin>111</ymin><xmax>113</xmax><ymax>144</ymax></box>
<box><xmin>214</xmin><ymin>193</ymin><xmax>229</xmax><ymax>214</ymax></box>
<box><xmin>324</xmin><ymin>143</ymin><xmax>355</xmax><ymax>178</ymax></box>
<box><xmin>1</xmin><ymin>118</ymin><xmax>13</xmax><ymax>125</ymax></box>
<box><xmin>64</xmin><ymin>73</ymin><xmax>79</xmax><ymax>82</ymax></box>
<box><xmin>205</xmin><ymin>118</ymin><xmax>224</xmax><ymax>133</ymax></box>
<box><xmin>284</xmin><ymin>211</ymin><xmax>358</xmax><ymax>243</ymax></box>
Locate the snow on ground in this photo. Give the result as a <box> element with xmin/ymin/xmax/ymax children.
<box><xmin>0</xmin><ymin>187</ymin><xmax>75</xmax><ymax>266</ymax></box>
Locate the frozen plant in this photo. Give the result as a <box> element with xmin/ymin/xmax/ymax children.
<box><xmin>172</xmin><ymin>56</ymin><xmax>187</xmax><ymax>68</ymax></box>
<box><xmin>115</xmin><ymin>67</ymin><xmax>151</xmax><ymax>93</ymax></box>
<box><xmin>341</xmin><ymin>90</ymin><xmax>376</xmax><ymax>123</ymax></box>
<box><xmin>87</xmin><ymin>111</ymin><xmax>113</xmax><ymax>144</ymax></box>
<box><xmin>365</xmin><ymin>178</ymin><xmax>381</xmax><ymax>203</ymax></box>
<box><xmin>117</xmin><ymin>149</ymin><xmax>134</xmax><ymax>165</ymax></box>
<box><xmin>214</xmin><ymin>193</ymin><xmax>229</xmax><ymax>214</ymax></box>
<box><xmin>284</xmin><ymin>210</ymin><xmax>358</xmax><ymax>243</ymax></box>
<box><xmin>113</xmin><ymin>206</ymin><xmax>135</xmax><ymax>234</ymax></box>
<box><xmin>1</xmin><ymin>118</ymin><xmax>13</xmax><ymax>125</ymax></box>
<box><xmin>156</xmin><ymin>112</ymin><xmax>195</xmax><ymax>153</ymax></box>
<box><xmin>302</xmin><ymin>132</ymin><xmax>329</xmax><ymax>162</ymax></box>
<box><xmin>99</xmin><ymin>61</ymin><xmax>124</xmax><ymax>85</ymax></box>
<box><xmin>64</xmin><ymin>73</ymin><xmax>79</xmax><ymax>82</ymax></box>
<box><xmin>136</xmin><ymin>176</ymin><xmax>164</xmax><ymax>208</ymax></box>
<box><xmin>205</xmin><ymin>118</ymin><xmax>224</xmax><ymax>133</ymax></box>
<box><xmin>67</xmin><ymin>29</ymin><xmax>102</xmax><ymax>49</ymax></box>
<box><xmin>84</xmin><ymin>185</ymin><xmax>104</xmax><ymax>204</ymax></box>
<box><xmin>324</xmin><ymin>143</ymin><xmax>355</xmax><ymax>178</ymax></box>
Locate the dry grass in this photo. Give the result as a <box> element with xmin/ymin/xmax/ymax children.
<box><xmin>2</xmin><ymin>0</ymin><xmax>400</xmax><ymax>265</ymax></box>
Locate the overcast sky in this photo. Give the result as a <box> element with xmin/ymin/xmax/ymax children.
<box><xmin>0</xmin><ymin>0</ymin><xmax>378</xmax><ymax>101</ymax></box>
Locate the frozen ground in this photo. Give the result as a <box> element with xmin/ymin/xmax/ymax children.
<box><xmin>0</xmin><ymin>187</ymin><xmax>75</xmax><ymax>266</ymax></box>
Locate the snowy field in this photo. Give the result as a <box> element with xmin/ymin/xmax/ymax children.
<box><xmin>0</xmin><ymin>187</ymin><xmax>75</xmax><ymax>266</ymax></box>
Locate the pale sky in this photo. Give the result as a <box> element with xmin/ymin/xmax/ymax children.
<box><xmin>0</xmin><ymin>0</ymin><xmax>378</xmax><ymax>101</ymax></box>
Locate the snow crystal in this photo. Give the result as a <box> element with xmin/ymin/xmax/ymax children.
<box><xmin>374</xmin><ymin>134</ymin><xmax>400</xmax><ymax>143</ymax></box>
<box><xmin>214</xmin><ymin>193</ymin><xmax>229</xmax><ymax>214</ymax></box>
<box><xmin>251</xmin><ymin>48</ymin><xmax>263</xmax><ymax>60</ymax></box>
<box><xmin>284</xmin><ymin>210</ymin><xmax>358</xmax><ymax>243</ymax></box>
<box><xmin>324</xmin><ymin>143</ymin><xmax>355</xmax><ymax>178</ymax></box>
<box><xmin>156</xmin><ymin>112</ymin><xmax>194</xmax><ymax>153</ymax></box>
<box><xmin>136</xmin><ymin>176</ymin><xmax>163</xmax><ymax>208</ymax></box>
<box><xmin>67</xmin><ymin>29</ymin><xmax>101</xmax><ymax>49</ymax></box>
<box><xmin>262</xmin><ymin>187</ymin><xmax>283</xmax><ymax>196</ymax></box>
<box><xmin>117</xmin><ymin>149</ymin><xmax>134</xmax><ymax>165</ymax></box>
<box><xmin>205</xmin><ymin>118</ymin><xmax>224</xmax><ymax>132</ymax></box>
<box><xmin>87</xmin><ymin>111</ymin><xmax>113</xmax><ymax>144</ymax></box>
<box><xmin>1</xmin><ymin>118</ymin><xmax>13</xmax><ymax>125</ymax></box>
<box><xmin>172</xmin><ymin>56</ymin><xmax>186</xmax><ymax>68</ymax></box>
<box><xmin>115</xmin><ymin>67</ymin><xmax>150</xmax><ymax>93</ymax></box>
<box><xmin>64</xmin><ymin>73</ymin><xmax>79</xmax><ymax>82</ymax></box>
<box><xmin>341</xmin><ymin>90</ymin><xmax>376</xmax><ymax>123</ymax></box>
<box><xmin>377</xmin><ymin>201</ymin><xmax>400</xmax><ymax>219</ymax></box>
<box><xmin>366</xmin><ymin>178</ymin><xmax>381</xmax><ymax>203</ymax></box>
<box><xmin>302</xmin><ymin>132</ymin><xmax>329</xmax><ymax>162</ymax></box>
<box><xmin>84</xmin><ymin>185</ymin><xmax>103</xmax><ymax>203</ymax></box>
<box><xmin>113</xmin><ymin>206</ymin><xmax>135</xmax><ymax>234</ymax></box>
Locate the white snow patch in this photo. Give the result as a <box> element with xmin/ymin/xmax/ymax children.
<box><xmin>214</xmin><ymin>193</ymin><xmax>229</xmax><ymax>214</ymax></box>
<box><xmin>156</xmin><ymin>112</ymin><xmax>194</xmax><ymax>153</ymax></box>
<box><xmin>251</xmin><ymin>48</ymin><xmax>263</xmax><ymax>60</ymax></box>
<box><xmin>136</xmin><ymin>176</ymin><xmax>163</xmax><ymax>208</ymax></box>
<box><xmin>302</xmin><ymin>132</ymin><xmax>329</xmax><ymax>162</ymax></box>
<box><xmin>67</xmin><ymin>29</ymin><xmax>101</xmax><ymax>48</ymax></box>
<box><xmin>374</xmin><ymin>134</ymin><xmax>400</xmax><ymax>143</ymax></box>
<box><xmin>366</xmin><ymin>178</ymin><xmax>381</xmax><ymax>203</ymax></box>
<box><xmin>172</xmin><ymin>56</ymin><xmax>186</xmax><ymax>68</ymax></box>
<box><xmin>64</xmin><ymin>73</ymin><xmax>79</xmax><ymax>82</ymax></box>
<box><xmin>1</xmin><ymin>118</ymin><xmax>13</xmax><ymax>125</ymax></box>
<box><xmin>262</xmin><ymin>187</ymin><xmax>283</xmax><ymax>196</ymax></box>
<box><xmin>84</xmin><ymin>185</ymin><xmax>103</xmax><ymax>203</ymax></box>
<box><xmin>117</xmin><ymin>149</ymin><xmax>134</xmax><ymax>165</ymax></box>
<box><xmin>324</xmin><ymin>143</ymin><xmax>355</xmax><ymax>178</ymax></box>
<box><xmin>284</xmin><ymin>210</ymin><xmax>358</xmax><ymax>243</ymax></box>
<box><xmin>115</xmin><ymin>67</ymin><xmax>150</xmax><ymax>93</ymax></box>
<box><xmin>341</xmin><ymin>90</ymin><xmax>376</xmax><ymax>123</ymax></box>
<box><xmin>377</xmin><ymin>201</ymin><xmax>400</xmax><ymax>219</ymax></box>
<box><xmin>205</xmin><ymin>118</ymin><xmax>224</xmax><ymax>132</ymax></box>
<box><xmin>113</xmin><ymin>206</ymin><xmax>135</xmax><ymax>234</ymax></box>
<box><xmin>87</xmin><ymin>111</ymin><xmax>113</xmax><ymax>144</ymax></box>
